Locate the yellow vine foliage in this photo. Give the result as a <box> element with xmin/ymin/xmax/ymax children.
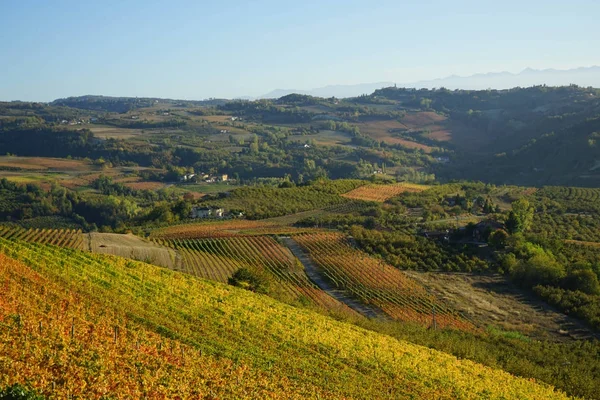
<box><xmin>342</xmin><ymin>183</ymin><xmax>429</xmax><ymax>203</ymax></box>
<box><xmin>0</xmin><ymin>238</ymin><xmax>572</xmax><ymax>399</ymax></box>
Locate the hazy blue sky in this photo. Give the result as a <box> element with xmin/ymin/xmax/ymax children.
<box><xmin>1</xmin><ymin>0</ymin><xmax>599</xmax><ymax>101</ymax></box>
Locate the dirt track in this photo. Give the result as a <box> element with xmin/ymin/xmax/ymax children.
<box><xmin>404</xmin><ymin>271</ymin><xmax>599</xmax><ymax>341</ymax></box>
<box><xmin>282</xmin><ymin>237</ymin><xmax>387</xmax><ymax>320</ymax></box>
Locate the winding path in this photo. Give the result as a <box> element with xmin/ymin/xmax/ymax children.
<box><xmin>281</xmin><ymin>237</ymin><xmax>387</xmax><ymax>319</ymax></box>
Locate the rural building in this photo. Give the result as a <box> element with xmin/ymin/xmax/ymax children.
<box><xmin>473</xmin><ymin>220</ymin><xmax>504</xmax><ymax>242</ymax></box>
<box><xmin>191</xmin><ymin>207</ymin><xmax>225</xmax><ymax>219</ymax></box>
<box><xmin>180</xmin><ymin>173</ymin><xmax>196</xmax><ymax>182</ymax></box>
<box><xmin>220</xmin><ymin>174</ymin><xmax>228</xmax><ymax>182</ymax></box>
<box><xmin>421</xmin><ymin>230</ymin><xmax>450</xmax><ymax>242</ymax></box>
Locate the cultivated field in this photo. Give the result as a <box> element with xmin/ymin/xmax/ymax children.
<box><xmin>286</xmin><ymin>130</ymin><xmax>353</xmax><ymax>146</ymax></box>
<box><xmin>88</xmin><ymin>126</ymin><xmax>145</xmax><ymax>139</ymax></box>
<box><xmin>0</xmin><ymin>156</ymin><xmax>89</xmax><ymax>171</ymax></box>
<box><xmin>294</xmin><ymin>232</ymin><xmax>476</xmax><ymax>331</ymax></box>
<box><xmin>401</xmin><ymin>111</ymin><xmax>452</xmax><ymax>141</ymax></box>
<box><xmin>0</xmin><ymin>239</ymin><xmax>573</xmax><ymax>399</ymax></box>
<box><xmin>151</xmin><ymin>219</ymin><xmax>325</xmax><ymax>239</ymax></box>
<box><xmin>150</xmin><ymin>220</ymin><xmax>280</xmax><ymax>239</ymax></box>
<box><xmin>158</xmin><ymin>236</ymin><xmax>356</xmax><ymax>315</ymax></box>
<box><xmin>0</xmin><ymin>226</ymin><xmax>85</xmax><ymax>249</ymax></box>
<box><xmin>342</xmin><ymin>182</ymin><xmax>429</xmax><ymax>202</ymax></box>
<box><xmin>123</xmin><ymin>181</ymin><xmax>166</xmax><ymax>191</ymax></box>
<box><xmin>357</xmin><ymin>119</ymin><xmax>434</xmax><ymax>151</ymax></box>
<box><xmin>89</xmin><ymin>232</ymin><xmax>181</xmax><ymax>269</ymax></box>
<box><xmin>0</xmin><ymin>156</ymin><xmax>162</xmax><ymax>191</ymax></box>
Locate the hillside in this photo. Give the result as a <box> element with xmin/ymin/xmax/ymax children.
<box><xmin>0</xmin><ymin>238</ymin><xmax>572</xmax><ymax>399</ymax></box>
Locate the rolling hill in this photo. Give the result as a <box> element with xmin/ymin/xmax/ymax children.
<box><xmin>0</xmin><ymin>237</ymin><xmax>571</xmax><ymax>399</ymax></box>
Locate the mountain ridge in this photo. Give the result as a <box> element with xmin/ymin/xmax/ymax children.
<box><xmin>257</xmin><ymin>66</ymin><xmax>600</xmax><ymax>99</ymax></box>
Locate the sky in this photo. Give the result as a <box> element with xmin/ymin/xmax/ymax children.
<box><xmin>1</xmin><ymin>0</ymin><xmax>599</xmax><ymax>101</ymax></box>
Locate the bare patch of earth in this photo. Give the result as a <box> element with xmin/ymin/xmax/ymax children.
<box><xmin>89</xmin><ymin>233</ymin><xmax>181</xmax><ymax>269</ymax></box>
<box><xmin>404</xmin><ymin>271</ymin><xmax>599</xmax><ymax>341</ymax></box>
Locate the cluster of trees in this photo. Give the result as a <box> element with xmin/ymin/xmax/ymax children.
<box><xmin>499</xmin><ymin>235</ymin><xmax>600</xmax><ymax>329</ymax></box>
<box><xmin>219</xmin><ymin>100</ymin><xmax>313</xmax><ymax>123</ymax></box>
<box><xmin>0</xmin><ymin>175</ymin><xmax>199</xmax><ymax>231</ymax></box>
<box><xmin>350</xmin><ymin>225</ymin><xmax>489</xmax><ymax>272</ymax></box>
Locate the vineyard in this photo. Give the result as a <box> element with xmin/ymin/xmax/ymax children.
<box><xmin>342</xmin><ymin>183</ymin><xmax>429</xmax><ymax>202</ymax></box>
<box><xmin>156</xmin><ymin>236</ymin><xmax>356</xmax><ymax>315</ymax></box>
<box><xmin>150</xmin><ymin>220</ymin><xmax>280</xmax><ymax>239</ymax></box>
<box><xmin>0</xmin><ymin>226</ymin><xmax>85</xmax><ymax>249</ymax></box>
<box><xmin>0</xmin><ymin>238</ymin><xmax>572</xmax><ymax>399</ymax></box>
<box><xmin>531</xmin><ymin>213</ymin><xmax>600</xmax><ymax>242</ymax></box>
<box><xmin>536</xmin><ymin>186</ymin><xmax>600</xmax><ymax>213</ymax></box>
<box><xmin>293</xmin><ymin>232</ymin><xmax>476</xmax><ymax>331</ymax></box>
<box><xmin>150</xmin><ymin>219</ymin><xmax>326</xmax><ymax>239</ymax></box>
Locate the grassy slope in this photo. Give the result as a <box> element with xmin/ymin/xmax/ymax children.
<box><xmin>0</xmin><ymin>238</ymin><xmax>571</xmax><ymax>399</ymax></box>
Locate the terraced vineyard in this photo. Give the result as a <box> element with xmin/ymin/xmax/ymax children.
<box><xmin>151</xmin><ymin>219</ymin><xmax>326</xmax><ymax>239</ymax></box>
<box><xmin>151</xmin><ymin>220</ymin><xmax>277</xmax><ymax>239</ymax></box>
<box><xmin>341</xmin><ymin>183</ymin><xmax>429</xmax><ymax>202</ymax></box>
<box><xmin>0</xmin><ymin>226</ymin><xmax>85</xmax><ymax>249</ymax></box>
<box><xmin>532</xmin><ymin>213</ymin><xmax>600</xmax><ymax>242</ymax></box>
<box><xmin>536</xmin><ymin>186</ymin><xmax>600</xmax><ymax>213</ymax></box>
<box><xmin>293</xmin><ymin>232</ymin><xmax>476</xmax><ymax>331</ymax></box>
<box><xmin>157</xmin><ymin>236</ymin><xmax>355</xmax><ymax>315</ymax></box>
<box><xmin>0</xmin><ymin>238</ymin><xmax>573</xmax><ymax>399</ymax></box>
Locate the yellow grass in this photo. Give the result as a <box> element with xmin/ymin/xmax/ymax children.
<box><xmin>342</xmin><ymin>183</ymin><xmax>429</xmax><ymax>202</ymax></box>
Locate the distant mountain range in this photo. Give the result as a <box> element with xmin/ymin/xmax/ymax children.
<box><xmin>257</xmin><ymin>82</ymin><xmax>395</xmax><ymax>100</ymax></box>
<box><xmin>256</xmin><ymin>66</ymin><xmax>600</xmax><ymax>99</ymax></box>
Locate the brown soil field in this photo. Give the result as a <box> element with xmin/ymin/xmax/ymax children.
<box><xmin>402</xmin><ymin>111</ymin><xmax>446</xmax><ymax>126</ymax></box>
<box><xmin>0</xmin><ymin>156</ymin><xmax>89</xmax><ymax>171</ymax></box>
<box><xmin>356</xmin><ymin>120</ymin><xmax>434</xmax><ymax>152</ymax></box>
<box><xmin>402</xmin><ymin>112</ymin><xmax>451</xmax><ymax>142</ymax></box>
<box><xmin>342</xmin><ymin>183</ymin><xmax>429</xmax><ymax>202</ymax></box>
<box><xmin>78</xmin><ymin>171</ymin><xmax>118</xmax><ymax>182</ymax></box>
<box><xmin>113</xmin><ymin>176</ymin><xmax>142</xmax><ymax>183</ymax></box>
<box><xmin>59</xmin><ymin>178</ymin><xmax>90</xmax><ymax>189</ymax></box>
<box><xmin>180</xmin><ymin>191</ymin><xmax>205</xmax><ymax>200</ymax></box>
<box><xmin>404</xmin><ymin>271</ymin><xmax>599</xmax><ymax>341</ymax></box>
<box><xmin>89</xmin><ymin>233</ymin><xmax>181</xmax><ymax>269</ymax></box>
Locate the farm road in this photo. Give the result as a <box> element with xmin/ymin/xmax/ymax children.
<box><xmin>281</xmin><ymin>237</ymin><xmax>388</xmax><ymax>319</ymax></box>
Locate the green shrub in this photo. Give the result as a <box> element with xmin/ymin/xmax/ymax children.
<box><xmin>0</xmin><ymin>384</ymin><xmax>44</xmax><ymax>400</ymax></box>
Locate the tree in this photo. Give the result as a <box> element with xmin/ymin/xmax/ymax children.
<box><xmin>506</xmin><ymin>198</ymin><xmax>534</xmax><ymax>234</ymax></box>
<box><xmin>563</xmin><ymin>264</ymin><xmax>600</xmax><ymax>295</ymax></box>
<box><xmin>228</xmin><ymin>268</ymin><xmax>270</xmax><ymax>294</ymax></box>
<box><xmin>488</xmin><ymin>229</ymin><xmax>509</xmax><ymax>249</ymax></box>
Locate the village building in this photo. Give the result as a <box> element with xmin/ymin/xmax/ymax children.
<box><xmin>191</xmin><ymin>207</ymin><xmax>225</xmax><ymax>219</ymax></box>
<box><xmin>180</xmin><ymin>173</ymin><xmax>196</xmax><ymax>182</ymax></box>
